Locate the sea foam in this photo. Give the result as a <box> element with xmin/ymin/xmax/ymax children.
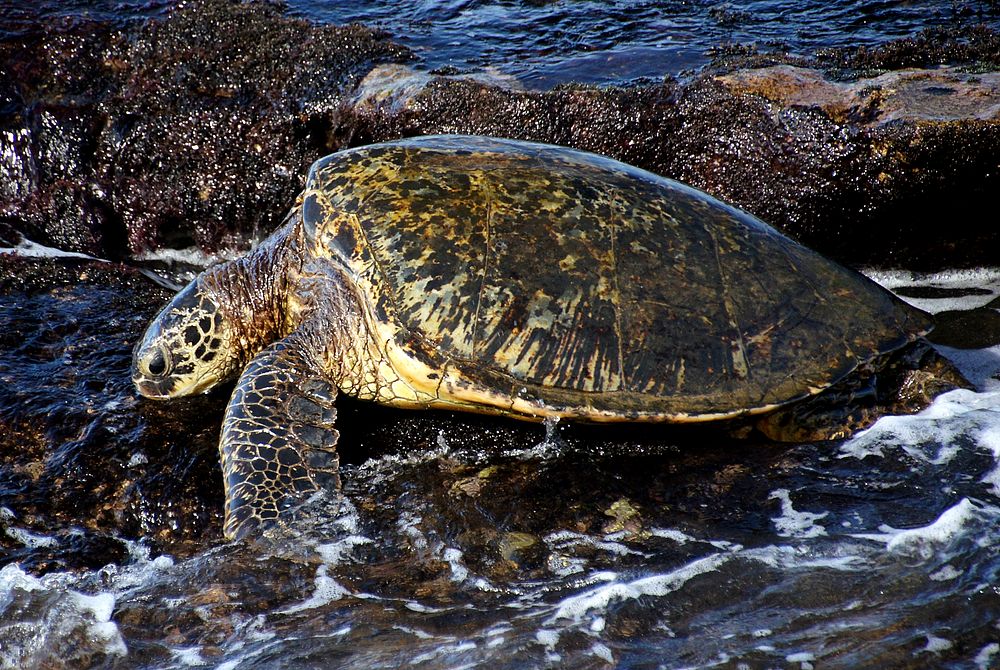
<box><xmin>0</xmin><ymin>564</ymin><xmax>127</xmax><ymax>669</ymax></box>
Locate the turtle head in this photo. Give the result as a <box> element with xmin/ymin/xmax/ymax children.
<box><xmin>132</xmin><ymin>276</ymin><xmax>243</xmax><ymax>399</ymax></box>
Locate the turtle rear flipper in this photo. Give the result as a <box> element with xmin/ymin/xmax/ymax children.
<box><xmin>220</xmin><ymin>337</ymin><xmax>341</xmax><ymax>540</ymax></box>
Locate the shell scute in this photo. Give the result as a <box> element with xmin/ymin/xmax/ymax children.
<box><xmin>299</xmin><ymin>136</ymin><xmax>929</xmax><ymax>421</ymax></box>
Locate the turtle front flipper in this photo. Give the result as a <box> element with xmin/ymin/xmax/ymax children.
<box><xmin>220</xmin><ymin>338</ymin><xmax>341</xmax><ymax>540</ymax></box>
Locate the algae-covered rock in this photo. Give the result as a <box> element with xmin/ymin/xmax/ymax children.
<box><xmin>0</xmin><ymin>0</ymin><xmax>410</xmax><ymax>259</ymax></box>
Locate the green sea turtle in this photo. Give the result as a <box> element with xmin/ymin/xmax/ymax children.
<box><xmin>132</xmin><ymin>135</ymin><xmax>946</xmax><ymax>539</ymax></box>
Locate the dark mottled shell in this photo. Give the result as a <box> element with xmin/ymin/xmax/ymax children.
<box><xmin>301</xmin><ymin>135</ymin><xmax>928</xmax><ymax>420</ymax></box>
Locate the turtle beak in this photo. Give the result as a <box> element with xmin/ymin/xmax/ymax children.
<box><xmin>133</xmin><ymin>377</ymin><xmax>174</xmax><ymax>399</ymax></box>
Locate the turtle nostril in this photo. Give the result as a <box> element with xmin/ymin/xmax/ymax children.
<box><xmin>145</xmin><ymin>349</ymin><xmax>168</xmax><ymax>377</ymax></box>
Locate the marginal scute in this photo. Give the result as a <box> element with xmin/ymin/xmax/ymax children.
<box><xmin>300</xmin><ymin>135</ymin><xmax>930</xmax><ymax>422</ymax></box>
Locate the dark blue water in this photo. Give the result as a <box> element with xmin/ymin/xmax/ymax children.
<box><xmin>5</xmin><ymin>1</ymin><xmax>999</xmax><ymax>87</ymax></box>
<box><xmin>284</xmin><ymin>0</ymin><xmax>999</xmax><ymax>86</ymax></box>
<box><xmin>0</xmin><ymin>0</ymin><xmax>170</xmax><ymax>37</ymax></box>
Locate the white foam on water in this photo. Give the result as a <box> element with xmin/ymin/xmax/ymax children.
<box><xmin>786</xmin><ymin>651</ymin><xmax>816</xmax><ymax>669</ymax></box>
<box><xmin>127</xmin><ymin>451</ymin><xmax>149</xmax><ymax>467</ymax></box>
<box><xmin>976</xmin><ymin>422</ymin><xmax>1000</xmax><ymax>496</ymax></box>
<box><xmin>442</xmin><ymin>547</ymin><xmax>470</xmax><ymax>583</ymax></box>
<box><xmin>929</xmin><ymin>565</ymin><xmax>962</xmax><ymax>581</ymax></box>
<box><xmin>397</xmin><ymin>509</ymin><xmax>429</xmax><ymax>551</ymax></box>
<box><xmin>937</xmin><ymin>345</ymin><xmax>1000</xmax><ymax>392</ymax></box>
<box><xmin>589</xmin><ymin>641</ymin><xmax>614</xmax><ymax>663</ymax></box>
<box><xmin>0</xmin><ymin>564</ymin><xmax>127</xmax><ymax>668</ymax></box>
<box><xmin>547</xmin><ymin>553</ymin><xmax>729</xmax><ymax>625</ymax></box>
<box><xmin>278</xmin><ymin>504</ymin><xmax>374</xmax><ymax>615</ymax></box>
<box><xmin>866</xmin><ymin>267</ymin><xmax>1000</xmax><ymax>314</ymax></box>
<box><xmin>485</xmin><ymin>621</ymin><xmax>514</xmax><ymax>648</ymax></box>
<box><xmin>315</xmin><ymin>533</ymin><xmax>371</xmax><ymax>565</ymax></box>
<box><xmin>868</xmin><ymin>267</ymin><xmax>1000</xmax><ymax>391</ymax></box>
<box><xmin>740</xmin><ymin>545</ymin><xmax>865</xmax><ymax>572</ymax></box>
<box><xmin>544</xmin><ymin>530</ymin><xmax>645</xmax><ymax>557</ymax></box>
<box><xmin>170</xmin><ymin>645</ymin><xmax>207</xmax><ymax>666</ymax></box>
<box><xmin>308</xmin><ymin>499</ymin><xmax>370</xmax><ymax>563</ymax></box>
<box><xmin>133</xmin><ymin>245</ymin><xmax>239</xmax><ymax>269</ymax></box>
<box><xmin>920</xmin><ymin>633</ymin><xmax>954</xmax><ymax>654</ymax></box>
<box><xmin>535</xmin><ymin>628</ymin><xmax>560</xmax><ymax>650</ymax></box>
<box><xmin>840</xmin><ymin>389</ymin><xmax>1000</xmax><ymax>467</ymax></box>
<box><xmin>647</xmin><ymin>527</ymin><xmax>694</xmax><ymax>544</ymax></box>
<box><xmin>357</xmin><ymin>437</ymin><xmax>454</xmax><ymax>485</ymax></box>
<box><xmin>769</xmin><ymin>489</ymin><xmax>828</xmax><ymax>539</ymax></box>
<box><xmin>393</xmin><ymin>624</ymin><xmax>435</xmax><ymax>640</ymax></box>
<box><xmin>4</xmin><ymin>525</ymin><xmax>58</xmax><ymax>549</ymax></box>
<box><xmin>851</xmin><ymin>498</ymin><xmax>991</xmax><ymax>559</ymax></box>
<box><xmin>408</xmin><ymin>640</ymin><xmax>477</xmax><ymax>666</ymax></box>
<box><xmin>277</xmin><ymin>563</ymin><xmax>349</xmax><ymax>614</ymax></box>
<box><xmin>0</xmin><ymin>236</ymin><xmax>106</xmax><ymax>262</ymax></box>
<box><xmin>546</xmin><ymin>553</ymin><xmax>588</xmax><ymax>577</ymax></box>
<box><xmin>975</xmin><ymin>642</ymin><xmax>1000</xmax><ymax>670</ymax></box>
<box><xmin>885</xmin><ymin>498</ymin><xmax>981</xmax><ymax>553</ymax></box>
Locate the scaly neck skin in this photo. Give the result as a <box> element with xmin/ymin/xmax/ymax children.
<box><xmin>200</xmin><ymin>216</ymin><xmax>306</xmax><ymax>366</ymax></box>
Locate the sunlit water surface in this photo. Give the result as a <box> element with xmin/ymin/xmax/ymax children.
<box><xmin>4</xmin><ymin>1</ymin><xmax>1000</xmax><ymax>87</ymax></box>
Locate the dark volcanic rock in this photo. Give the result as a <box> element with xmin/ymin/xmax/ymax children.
<box><xmin>2</xmin><ymin>3</ymin><xmax>997</xmax><ymax>269</ymax></box>
<box><xmin>816</xmin><ymin>25</ymin><xmax>1000</xmax><ymax>76</ymax></box>
<box><xmin>0</xmin><ymin>0</ymin><xmax>410</xmax><ymax>258</ymax></box>
<box><xmin>0</xmin><ymin>255</ymin><xmax>227</xmax><ymax>569</ymax></box>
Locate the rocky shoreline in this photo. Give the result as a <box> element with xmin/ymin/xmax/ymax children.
<box><xmin>2</xmin><ymin>0</ymin><xmax>998</xmax><ymax>268</ymax></box>
<box><xmin>1</xmin><ymin>0</ymin><xmax>999</xmax><ymax>567</ymax></box>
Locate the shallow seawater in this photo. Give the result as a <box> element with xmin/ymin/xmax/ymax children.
<box><xmin>6</xmin><ymin>1</ymin><xmax>1000</xmax><ymax>87</ymax></box>
<box><xmin>2</xmin><ymin>253</ymin><xmax>1000</xmax><ymax>668</ymax></box>
<box><xmin>285</xmin><ymin>0</ymin><xmax>1000</xmax><ymax>87</ymax></box>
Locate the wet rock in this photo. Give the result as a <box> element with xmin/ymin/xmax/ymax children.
<box><xmin>0</xmin><ymin>255</ymin><xmax>226</xmax><ymax>567</ymax></box>
<box><xmin>716</xmin><ymin>65</ymin><xmax>1000</xmax><ymax>125</ymax></box>
<box><xmin>601</xmin><ymin>498</ymin><xmax>646</xmax><ymax>538</ymax></box>
<box><xmin>0</xmin><ymin>0</ymin><xmax>410</xmax><ymax>258</ymax></box>
<box><xmin>497</xmin><ymin>531</ymin><xmax>543</xmax><ymax>568</ymax></box>
<box><xmin>894</xmin><ymin>285</ymin><xmax>994</xmax><ymax>300</ymax></box>
<box><xmin>929</xmin><ymin>307</ymin><xmax>1000</xmax><ymax>349</ymax></box>
<box><xmin>816</xmin><ymin>25</ymin><xmax>1000</xmax><ymax>76</ymax></box>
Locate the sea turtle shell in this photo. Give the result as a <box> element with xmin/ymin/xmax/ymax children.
<box><xmin>299</xmin><ymin>135</ymin><xmax>928</xmax><ymax>422</ymax></box>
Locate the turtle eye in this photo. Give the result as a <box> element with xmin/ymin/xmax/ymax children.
<box><xmin>144</xmin><ymin>347</ymin><xmax>170</xmax><ymax>378</ymax></box>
